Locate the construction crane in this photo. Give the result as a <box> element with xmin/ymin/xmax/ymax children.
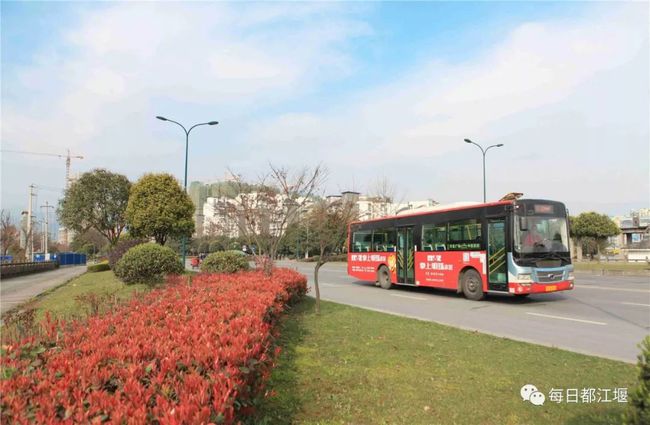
<box><xmin>1</xmin><ymin>149</ymin><xmax>84</xmax><ymax>188</ymax></box>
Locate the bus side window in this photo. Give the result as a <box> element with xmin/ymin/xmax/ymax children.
<box><xmin>423</xmin><ymin>224</ymin><xmax>447</xmax><ymax>252</ymax></box>
<box><xmin>352</xmin><ymin>231</ymin><xmax>372</xmax><ymax>252</ymax></box>
<box><xmin>373</xmin><ymin>228</ymin><xmax>396</xmax><ymax>253</ymax></box>
<box><xmin>448</xmin><ymin>219</ymin><xmax>482</xmax><ymax>250</ymax></box>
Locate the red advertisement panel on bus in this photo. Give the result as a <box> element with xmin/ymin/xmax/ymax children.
<box><xmin>347</xmin><ymin>199</ymin><xmax>574</xmax><ymax>300</ymax></box>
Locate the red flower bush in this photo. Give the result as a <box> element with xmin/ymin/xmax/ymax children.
<box><xmin>1</xmin><ymin>268</ymin><xmax>307</xmax><ymax>424</ymax></box>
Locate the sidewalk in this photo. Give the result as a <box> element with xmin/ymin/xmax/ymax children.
<box><xmin>0</xmin><ymin>266</ymin><xmax>87</xmax><ymax>315</ymax></box>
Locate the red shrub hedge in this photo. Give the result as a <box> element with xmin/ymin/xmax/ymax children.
<box><xmin>1</xmin><ymin>268</ymin><xmax>307</xmax><ymax>424</ymax></box>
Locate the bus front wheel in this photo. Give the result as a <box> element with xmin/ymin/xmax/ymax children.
<box><xmin>377</xmin><ymin>266</ymin><xmax>392</xmax><ymax>290</ymax></box>
<box><xmin>461</xmin><ymin>269</ymin><xmax>485</xmax><ymax>301</ymax></box>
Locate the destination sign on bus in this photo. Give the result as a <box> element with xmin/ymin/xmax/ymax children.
<box><xmin>533</xmin><ymin>204</ymin><xmax>555</xmax><ymax>214</ymax></box>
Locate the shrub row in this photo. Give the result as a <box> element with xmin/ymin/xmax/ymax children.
<box><xmin>0</xmin><ymin>268</ymin><xmax>307</xmax><ymax>424</ymax></box>
<box><xmin>114</xmin><ymin>243</ymin><xmax>183</xmax><ymax>285</ymax></box>
<box><xmin>86</xmin><ymin>262</ymin><xmax>110</xmax><ymax>273</ymax></box>
<box><xmin>200</xmin><ymin>250</ymin><xmax>251</xmax><ymax>273</ymax></box>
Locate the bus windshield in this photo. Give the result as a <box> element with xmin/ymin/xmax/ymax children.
<box><xmin>514</xmin><ymin>215</ymin><xmax>569</xmax><ymax>255</ymax></box>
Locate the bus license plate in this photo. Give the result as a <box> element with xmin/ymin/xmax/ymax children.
<box><xmin>545</xmin><ymin>285</ymin><xmax>557</xmax><ymax>292</ymax></box>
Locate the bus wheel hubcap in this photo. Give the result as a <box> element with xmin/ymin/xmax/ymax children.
<box><xmin>468</xmin><ymin>278</ymin><xmax>478</xmax><ymax>292</ymax></box>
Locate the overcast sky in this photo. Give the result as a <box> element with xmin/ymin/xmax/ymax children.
<box><xmin>2</xmin><ymin>1</ymin><xmax>648</xmax><ymax>228</ymax></box>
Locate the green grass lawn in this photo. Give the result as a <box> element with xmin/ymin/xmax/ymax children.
<box><xmin>20</xmin><ymin>270</ymin><xmax>148</xmax><ymax>323</ymax></box>
<box><xmin>258</xmin><ymin>298</ymin><xmax>637</xmax><ymax>425</ymax></box>
<box><xmin>2</xmin><ymin>270</ymin><xmax>149</xmax><ymax>343</ymax></box>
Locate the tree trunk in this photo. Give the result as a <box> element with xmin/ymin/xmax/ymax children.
<box><xmin>575</xmin><ymin>238</ymin><xmax>583</xmax><ymax>262</ymax></box>
<box><xmin>264</xmin><ymin>246</ymin><xmax>277</xmax><ymax>276</ymax></box>
<box><xmin>314</xmin><ymin>260</ymin><xmax>323</xmax><ymax>314</ymax></box>
<box><xmin>264</xmin><ymin>258</ymin><xmax>273</xmax><ymax>276</ymax></box>
<box><xmin>155</xmin><ymin>233</ymin><xmax>166</xmax><ymax>245</ymax></box>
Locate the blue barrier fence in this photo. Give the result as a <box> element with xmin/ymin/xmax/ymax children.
<box><xmin>57</xmin><ymin>252</ymin><xmax>87</xmax><ymax>266</ymax></box>
<box><xmin>3</xmin><ymin>253</ymin><xmax>86</xmax><ymax>266</ymax></box>
<box><xmin>33</xmin><ymin>253</ymin><xmax>58</xmax><ymax>263</ymax></box>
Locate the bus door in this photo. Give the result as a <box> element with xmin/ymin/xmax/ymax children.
<box><xmin>397</xmin><ymin>226</ymin><xmax>415</xmax><ymax>284</ymax></box>
<box><xmin>487</xmin><ymin>217</ymin><xmax>508</xmax><ymax>291</ymax></box>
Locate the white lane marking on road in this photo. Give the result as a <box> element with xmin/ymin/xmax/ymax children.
<box><xmin>390</xmin><ymin>293</ymin><xmax>427</xmax><ymax>301</ymax></box>
<box><xmin>320</xmin><ymin>283</ymin><xmax>346</xmax><ymax>288</ymax></box>
<box><xmin>620</xmin><ymin>302</ymin><xmax>650</xmax><ymax>307</ymax></box>
<box><xmin>525</xmin><ymin>312</ymin><xmax>607</xmax><ymax>326</ymax></box>
<box><xmin>574</xmin><ymin>285</ymin><xmax>650</xmax><ymax>293</ymax></box>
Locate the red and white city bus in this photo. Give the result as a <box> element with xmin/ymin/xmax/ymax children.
<box><xmin>347</xmin><ymin>199</ymin><xmax>574</xmax><ymax>300</ymax></box>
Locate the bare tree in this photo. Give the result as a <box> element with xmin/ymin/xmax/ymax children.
<box><xmin>307</xmin><ymin>197</ymin><xmax>358</xmax><ymax>313</ymax></box>
<box><xmin>369</xmin><ymin>175</ymin><xmax>395</xmax><ymax>203</ymax></box>
<box><xmin>1</xmin><ymin>210</ymin><xmax>21</xmax><ymax>257</ymax></box>
<box><xmin>225</xmin><ymin>164</ymin><xmax>325</xmax><ymax>274</ymax></box>
<box><xmin>368</xmin><ymin>175</ymin><xmax>405</xmax><ymax>217</ymax></box>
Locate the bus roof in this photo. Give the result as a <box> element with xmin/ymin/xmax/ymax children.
<box><xmin>350</xmin><ymin>200</ymin><xmax>514</xmax><ymax>225</ymax></box>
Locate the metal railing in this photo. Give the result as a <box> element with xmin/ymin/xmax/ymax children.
<box><xmin>0</xmin><ymin>261</ymin><xmax>59</xmax><ymax>279</ymax></box>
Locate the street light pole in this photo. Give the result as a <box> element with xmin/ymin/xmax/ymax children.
<box><xmin>156</xmin><ymin>116</ymin><xmax>219</xmax><ymax>267</ymax></box>
<box><xmin>463</xmin><ymin>139</ymin><xmax>504</xmax><ymax>203</ymax></box>
<box><xmin>41</xmin><ymin>201</ymin><xmax>54</xmax><ymax>257</ymax></box>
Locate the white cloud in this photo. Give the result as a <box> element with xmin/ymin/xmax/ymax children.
<box><xmin>2</xmin><ymin>2</ymin><xmax>647</xmax><ymax>216</ymax></box>
<box><xmin>237</xmin><ymin>5</ymin><xmax>648</xmax><ymax>211</ymax></box>
<box><xmin>2</xmin><ymin>2</ymin><xmax>370</xmax><ymax>154</ymax></box>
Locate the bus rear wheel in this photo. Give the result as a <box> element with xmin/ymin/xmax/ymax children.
<box><xmin>377</xmin><ymin>265</ymin><xmax>392</xmax><ymax>290</ymax></box>
<box><xmin>461</xmin><ymin>269</ymin><xmax>484</xmax><ymax>301</ymax></box>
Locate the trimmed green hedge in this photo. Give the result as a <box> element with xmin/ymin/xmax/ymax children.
<box><xmin>114</xmin><ymin>243</ymin><xmax>183</xmax><ymax>285</ymax></box>
<box><xmin>87</xmin><ymin>262</ymin><xmax>110</xmax><ymax>273</ymax></box>
<box><xmin>200</xmin><ymin>250</ymin><xmax>250</xmax><ymax>274</ymax></box>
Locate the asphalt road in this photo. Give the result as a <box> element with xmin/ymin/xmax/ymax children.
<box><xmin>277</xmin><ymin>260</ymin><xmax>650</xmax><ymax>364</ymax></box>
<box><xmin>0</xmin><ymin>266</ymin><xmax>87</xmax><ymax>315</ymax></box>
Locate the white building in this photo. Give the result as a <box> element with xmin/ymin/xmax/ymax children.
<box><xmin>203</xmin><ymin>196</ymin><xmax>240</xmax><ymax>238</ymax></box>
<box><xmin>610</xmin><ymin>208</ymin><xmax>650</xmax><ymax>249</ymax></box>
<box><xmin>339</xmin><ymin>191</ymin><xmax>438</xmax><ymax>221</ymax></box>
<box><xmin>202</xmin><ymin>192</ymin><xmax>314</xmax><ymax>238</ymax></box>
<box><xmin>202</xmin><ymin>188</ymin><xmax>439</xmax><ymax>238</ymax></box>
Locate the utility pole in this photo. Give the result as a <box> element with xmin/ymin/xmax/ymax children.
<box><xmin>26</xmin><ymin>184</ymin><xmax>36</xmax><ymax>261</ymax></box>
<box><xmin>2</xmin><ymin>149</ymin><xmax>84</xmax><ymax>249</ymax></box>
<box><xmin>41</xmin><ymin>201</ymin><xmax>54</xmax><ymax>256</ymax></box>
<box><xmin>39</xmin><ymin>220</ymin><xmax>46</xmax><ymax>253</ymax></box>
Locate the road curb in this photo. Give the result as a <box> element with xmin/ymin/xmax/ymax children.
<box><xmin>574</xmin><ymin>269</ymin><xmax>650</xmax><ymax>277</ymax></box>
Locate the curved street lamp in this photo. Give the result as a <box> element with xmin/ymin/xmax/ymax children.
<box><xmin>156</xmin><ymin>116</ymin><xmax>219</xmax><ymax>266</ymax></box>
<box><xmin>464</xmin><ymin>138</ymin><xmax>504</xmax><ymax>203</ymax></box>
<box><xmin>156</xmin><ymin>116</ymin><xmax>219</xmax><ymax>190</ymax></box>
